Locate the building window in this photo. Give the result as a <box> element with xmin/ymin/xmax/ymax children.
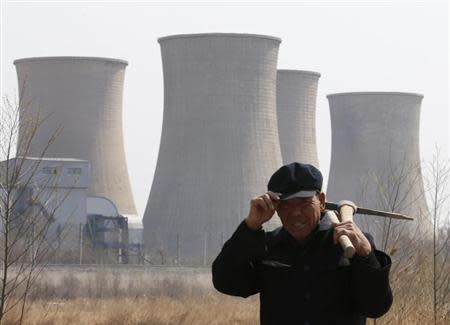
<box><xmin>67</xmin><ymin>167</ymin><xmax>82</xmax><ymax>175</ymax></box>
<box><xmin>42</xmin><ymin>167</ymin><xmax>57</xmax><ymax>175</ymax></box>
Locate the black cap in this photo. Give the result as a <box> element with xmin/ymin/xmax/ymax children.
<box><xmin>267</xmin><ymin>162</ymin><xmax>323</xmax><ymax>200</ymax></box>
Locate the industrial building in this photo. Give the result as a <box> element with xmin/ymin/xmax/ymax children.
<box><xmin>143</xmin><ymin>33</ymin><xmax>283</xmax><ymax>265</ymax></box>
<box><xmin>9</xmin><ymin>43</ymin><xmax>430</xmax><ymax>266</ymax></box>
<box><xmin>326</xmin><ymin>92</ymin><xmax>429</xmax><ymax>247</ymax></box>
<box><xmin>11</xmin><ymin>56</ymin><xmax>142</xmax><ymax>262</ymax></box>
<box><xmin>0</xmin><ymin>157</ymin><xmax>89</xmax><ymax>257</ymax></box>
<box><xmin>14</xmin><ymin>57</ymin><xmax>138</xmax><ymax>228</ymax></box>
<box><xmin>276</xmin><ymin>69</ymin><xmax>321</xmax><ymax>167</ymax></box>
<box><xmin>0</xmin><ymin>156</ymin><xmax>137</xmax><ymax>263</ymax></box>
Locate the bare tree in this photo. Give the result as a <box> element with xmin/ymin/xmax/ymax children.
<box><xmin>0</xmin><ymin>91</ymin><xmax>68</xmax><ymax>324</ymax></box>
<box><xmin>425</xmin><ymin>148</ymin><xmax>450</xmax><ymax>325</ymax></box>
<box><xmin>349</xmin><ymin>144</ymin><xmax>431</xmax><ymax>324</ymax></box>
<box><xmin>355</xmin><ymin>146</ymin><xmax>450</xmax><ymax>325</ymax></box>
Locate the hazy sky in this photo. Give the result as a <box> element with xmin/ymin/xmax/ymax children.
<box><xmin>1</xmin><ymin>1</ymin><xmax>449</xmax><ymax>218</ymax></box>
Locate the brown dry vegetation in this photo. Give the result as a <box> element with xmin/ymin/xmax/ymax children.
<box><xmin>3</xmin><ymin>296</ymin><xmax>259</xmax><ymax>325</ymax></box>
<box><xmin>0</xmin><ymin>258</ymin><xmax>448</xmax><ymax>325</ymax></box>
<box><xmin>2</xmin><ymin>267</ymin><xmax>260</xmax><ymax>325</ymax></box>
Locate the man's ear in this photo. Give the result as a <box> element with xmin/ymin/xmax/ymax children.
<box><xmin>318</xmin><ymin>192</ymin><xmax>326</xmax><ymax>211</ymax></box>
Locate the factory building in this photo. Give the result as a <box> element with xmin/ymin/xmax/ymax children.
<box><xmin>143</xmin><ymin>33</ymin><xmax>283</xmax><ymax>265</ymax></box>
<box><xmin>14</xmin><ymin>56</ymin><xmax>138</xmax><ymax>228</ymax></box>
<box><xmin>276</xmin><ymin>69</ymin><xmax>321</xmax><ymax>167</ymax></box>
<box><xmin>0</xmin><ymin>157</ymin><xmax>89</xmax><ymax>255</ymax></box>
<box><xmin>0</xmin><ymin>156</ymin><xmax>138</xmax><ymax>263</ymax></box>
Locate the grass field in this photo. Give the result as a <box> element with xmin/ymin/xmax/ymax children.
<box><xmin>6</xmin><ymin>295</ymin><xmax>259</xmax><ymax>325</ymax></box>
<box><xmin>3</xmin><ymin>266</ymin><xmax>260</xmax><ymax>325</ymax></box>
<box><xmin>1</xmin><ymin>262</ymin><xmax>449</xmax><ymax>325</ymax></box>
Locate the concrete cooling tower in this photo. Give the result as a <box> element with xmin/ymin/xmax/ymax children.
<box><xmin>14</xmin><ymin>57</ymin><xmax>137</xmax><ymax>221</ymax></box>
<box><xmin>143</xmin><ymin>33</ymin><xmax>283</xmax><ymax>265</ymax></box>
<box><xmin>276</xmin><ymin>70</ymin><xmax>320</xmax><ymax>167</ymax></box>
<box><xmin>326</xmin><ymin>92</ymin><xmax>429</xmax><ymax>247</ymax></box>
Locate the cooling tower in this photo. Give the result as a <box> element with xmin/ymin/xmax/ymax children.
<box><xmin>14</xmin><ymin>57</ymin><xmax>137</xmax><ymax>219</ymax></box>
<box><xmin>276</xmin><ymin>70</ymin><xmax>320</xmax><ymax>167</ymax></box>
<box><xmin>326</xmin><ymin>92</ymin><xmax>429</xmax><ymax>247</ymax></box>
<box><xmin>143</xmin><ymin>33</ymin><xmax>283</xmax><ymax>265</ymax></box>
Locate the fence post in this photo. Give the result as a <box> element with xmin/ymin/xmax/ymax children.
<box><xmin>79</xmin><ymin>223</ymin><xmax>83</xmax><ymax>265</ymax></box>
<box><xmin>203</xmin><ymin>232</ymin><xmax>207</xmax><ymax>266</ymax></box>
<box><xmin>176</xmin><ymin>233</ymin><xmax>180</xmax><ymax>265</ymax></box>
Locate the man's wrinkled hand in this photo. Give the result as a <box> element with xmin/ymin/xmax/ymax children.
<box><xmin>332</xmin><ymin>221</ymin><xmax>372</xmax><ymax>257</ymax></box>
<box><xmin>245</xmin><ymin>191</ymin><xmax>281</xmax><ymax>230</ymax></box>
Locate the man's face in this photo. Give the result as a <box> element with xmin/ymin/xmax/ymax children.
<box><xmin>276</xmin><ymin>192</ymin><xmax>326</xmax><ymax>241</ymax></box>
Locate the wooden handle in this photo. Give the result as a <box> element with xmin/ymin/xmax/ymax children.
<box><xmin>338</xmin><ymin>201</ymin><xmax>357</xmax><ymax>258</ymax></box>
<box><xmin>340</xmin><ymin>205</ymin><xmax>354</xmax><ymax>222</ymax></box>
<box><xmin>324</xmin><ymin>205</ymin><xmax>356</xmax><ymax>258</ymax></box>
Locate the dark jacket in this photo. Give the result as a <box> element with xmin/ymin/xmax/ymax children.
<box><xmin>212</xmin><ymin>219</ymin><xmax>393</xmax><ymax>325</ymax></box>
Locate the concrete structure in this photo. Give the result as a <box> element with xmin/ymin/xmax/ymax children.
<box><xmin>276</xmin><ymin>70</ymin><xmax>320</xmax><ymax>167</ymax></box>
<box><xmin>14</xmin><ymin>57</ymin><xmax>137</xmax><ymax>222</ymax></box>
<box><xmin>143</xmin><ymin>33</ymin><xmax>283</xmax><ymax>265</ymax></box>
<box><xmin>326</xmin><ymin>92</ymin><xmax>429</xmax><ymax>246</ymax></box>
<box><xmin>0</xmin><ymin>157</ymin><xmax>89</xmax><ymax>247</ymax></box>
<box><xmin>87</xmin><ymin>196</ymin><xmax>121</xmax><ymax>218</ymax></box>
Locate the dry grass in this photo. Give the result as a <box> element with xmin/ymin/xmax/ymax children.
<box><xmin>4</xmin><ymin>295</ymin><xmax>259</xmax><ymax>325</ymax></box>
<box><xmin>2</xmin><ymin>267</ymin><xmax>260</xmax><ymax>325</ymax></box>
<box><xmin>1</xmin><ymin>256</ymin><xmax>449</xmax><ymax>325</ymax></box>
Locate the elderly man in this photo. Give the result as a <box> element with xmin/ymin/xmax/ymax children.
<box><xmin>212</xmin><ymin>162</ymin><xmax>393</xmax><ymax>325</ymax></box>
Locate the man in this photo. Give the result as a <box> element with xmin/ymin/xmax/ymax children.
<box><xmin>212</xmin><ymin>162</ymin><xmax>393</xmax><ymax>325</ymax></box>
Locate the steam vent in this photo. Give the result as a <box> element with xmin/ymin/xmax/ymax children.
<box><xmin>14</xmin><ymin>57</ymin><xmax>137</xmax><ymax>219</ymax></box>
<box><xmin>143</xmin><ymin>33</ymin><xmax>283</xmax><ymax>265</ymax></box>
<box><xmin>276</xmin><ymin>70</ymin><xmax>320</xmax><ymax>167</ymax></box>
<box><xmin>326</xmin><ymin>92</ymin><xmax>429</xmax><ymax>247</ymax></box>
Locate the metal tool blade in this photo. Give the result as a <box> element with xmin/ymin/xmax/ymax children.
<box><xmin>325</xmin><ymin>202</ymin><xmax>414</xmax><ymax>221</ymax></box>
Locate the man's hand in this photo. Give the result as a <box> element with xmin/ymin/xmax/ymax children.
<box><xmin>245</xmin><ymin>191</ymin><xmax>280</xmax><ymax>230</ymax></box>
<box><xmin>332</xmin><ymin>221</ymin><xmax>372</xmax><ymax>257</ymax></box>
